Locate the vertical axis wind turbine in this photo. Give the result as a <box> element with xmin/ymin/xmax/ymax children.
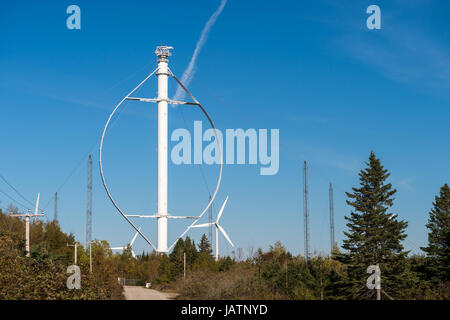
<box><xmin>99</xmin><ymin>46</ymin><xmax>227</xmax><ymax>254</ymax></box>
<box><xmin>191</xmin><ymin>196</ymin><xmax>233</xmax><ymax>261</ymax></box>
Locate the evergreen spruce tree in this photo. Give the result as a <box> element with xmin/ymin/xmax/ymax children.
<box><xmin>184</xmin><ymin>236</ymin><xmax>198</xmax><ymax>269</ymax></box>
<box><xmin>327</xmin><ymin>245</ymin><xmax>350</xmax><ymax>300</ymax></box>
<box><xmin>339</xmin><ymin>151</ymin><xmax>409</xmax><ymax>299</ymax></box>
<box><xmin>198</xmin><ymin>234</ymin><xmax>213</xmax><ymax>255</ymax></box>
<box><xmin>421</xmin><ymin>184</ymin><xmax>450</xmax><ymax>292</ymax></box>
<box><xmin>169</xmin><ymin>238</ymin><xmax>185</xmax><ymax>278</ymax></box>
<box><xmin>193</xmin><ymin>234</ymin><xmax>216</xmax><ymax>270</ymax></box>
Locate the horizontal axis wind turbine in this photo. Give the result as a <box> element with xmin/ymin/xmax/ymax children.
<box><xmin>191</xmin><ymin>196</ymin><xmax>233</xmax><ymax>261</ymax></box>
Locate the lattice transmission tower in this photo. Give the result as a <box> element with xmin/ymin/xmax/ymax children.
<box><xmin>54</xmin><ymin>192</ymin><xmax>58</xmax><ymax>222</ymax></box>
<box><xmin>329</xmin><ymin>183</ymin><xmax>335</xmax><ymax>251</ymax></box>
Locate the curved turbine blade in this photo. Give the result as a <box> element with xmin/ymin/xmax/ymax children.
<box><xmin>216</xmin><ymin>196</ymin><xmax>229</xmax><ymax>222</ymax></box>
<box><xmin>191</xmin><ymin>223</ymin><xmax>213</xmax><ymax>228</ymax></box>
<box><xmin>217</xmin><ymin>224</ymin><xmax>234</xmax><ymax>247</ymax></box>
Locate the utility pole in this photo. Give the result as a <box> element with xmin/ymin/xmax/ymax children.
<box><xmin>87</xmin><ymin>241</ymin><xmax>94</xmax><ymax>273</ymax></box>
<box><xmin>329</xmin><ymin>183</ymin><xmax>335</xmax><ymax>252</ymax></box>
<box><xmin>183</xmin><ymin>252</ymin><xmax>186</xmax><ymax>280</ymax></box>
<box><xmin>25</xmin><ymin>214</ymin><xmax>31</xmax><ymax>256</ymax></box>
<box><xmin>90</xmin><ymin>241</ymin><xmax>92</xmax><ymax>273</ymax></box>
<box><xmin>303</xmin><ymin>161</ymin><xmax>310</xmax><ymax>262</ymax></box>
<box><xmin>377</xmin><ymin>243</ymin><xmax>381</xmax><ymax>300</ymax></box>
<box><xmin>67</xmin><ymin>242</ymin><xmax>80</xmax><ymax>265</ymax></box>
<box><xmin>10</xmin><ymin>193</ymin><xmax>44</xmax><ymax>257</ymax></box>
<box><xmin>86</xmin><ymin>155</ymin><xmax>92</xmax><ymax>247</ymax></box>
<box><xmin>54</xmin><ymin>192</ymin><xmax>58</xmax><ymax>222</ymax></box>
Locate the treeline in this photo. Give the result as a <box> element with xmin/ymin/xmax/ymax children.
<box><xmin>0</xmin><ymin>151</ymin><xmax>448</xmax><ymax>300</ymax></box>
<box><xmin>0</xmin><ymin>211</ymin><xmax>123</xmax><ymax>299</ymax></box>
<box><xmin>131</xmin><ymin>151</ymin><xmax>449</xmax><ymax>300</ymax></box>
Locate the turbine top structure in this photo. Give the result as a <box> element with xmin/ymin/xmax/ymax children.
<box><xmin>155</xmin><ymin>46</ymin><xmax>173</xmax><ymax>60</ymax></box>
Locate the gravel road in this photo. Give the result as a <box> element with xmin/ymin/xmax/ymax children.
<box><xmin>123</xmin><ymin>285</ymin><xmax>178</xmax><ymax>300</ymax></box>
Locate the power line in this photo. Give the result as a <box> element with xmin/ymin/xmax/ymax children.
<box><xmin>25</xmin><ymin>62</ymin><xmax>154</xmax><ymax>145</ymax></box>
<box><xmin>0</xmin><ymin>174</ymin><xmax>34</xmax><ymax>207</ymax></box>
<box><xmin>175</xmin><ymin>103</ymin><xmax>211</xmax><ymax>197</ymax></box>
<box><xmin>43</xmin><ymin>100</ymin><xmax>131</xmax><ymax>211</ymax></box>
<box><xmin>27</xmin><ymin>63</ymin><xmax>155</xmax><ymax>212</ymax></box>
<box><xmin>191</xmin><ymin>77</ymin><xmax>349</xmax><ymax>192</ymax></box>
<box><xmin>42</xmin><ymin>137</ymin><xmax>100</xmax><ymax>211</ymax></box>
<box><xmin>0</xmin><ymin>187</ymin><xmax>30</xmax><ymax>211</ymax></box>
<box><xmin>185</xmin><ymin>76</ymin><xmax>428</xmax><ymax>259</ymax></box>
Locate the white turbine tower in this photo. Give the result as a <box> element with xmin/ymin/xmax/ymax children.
<box><xmin>111</xmin><ymin>228</ymin><xmax>141</xmax><ymax>259</ymax></box>
<box><xmin>192</xmin><ymin>196</ymin><xmax>233</xmax><ymax>261</ymax></box>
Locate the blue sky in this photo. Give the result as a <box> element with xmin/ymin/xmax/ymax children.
<box><xmin>0</xmin><ymin>0</ymin><xmax>449</xmax><ymax>257</ymax></box>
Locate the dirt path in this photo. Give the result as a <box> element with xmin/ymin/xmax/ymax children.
<box><xmin>123</xmin><ymin>286</ymin><xmax>178</xmax><ymax>300</ymax></box>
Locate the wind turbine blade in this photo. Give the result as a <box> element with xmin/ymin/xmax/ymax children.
<box><xmin>34</xmin><ymin>193</ymin><xmax>40</xmax><ymax>215</ymax></box>
<box><xmin>131</xmin><ymin>250</ymin><xmax>136</xmax><ymax>259</ymax></box>
<box><xmin>191</xmin><ymin>223</ymin><xmax>213</xmax><ymax>228</ymax></box>
<box><xmin>111</xmin><ymin>247</ymin><xmax>124</xmax><ymax>250</ymax></box>
<box><xmin>130</xmin><ymin>227</ymin><xmax>141</xmax><ymax>245</ymax></box>
<box><xmin>217</xmin><ymin>224</ymin><xmax>234</xmax><ymax>247</ymax></box>
<box><xmin>216</xmin><ymin>196</ymin><xmax>229</xmax><ymax>222</ymax></box>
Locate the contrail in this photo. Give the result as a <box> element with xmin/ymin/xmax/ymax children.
<box><xmin>173</xmin><ymin>0</ymin><xmax>227</xmax><ymax>102</ymax></box>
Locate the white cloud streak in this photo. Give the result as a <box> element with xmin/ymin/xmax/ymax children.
<box><xmin>173</xmin><ymin>0</ymin><xmax>227</xmax><ymax>102</ymax></box>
